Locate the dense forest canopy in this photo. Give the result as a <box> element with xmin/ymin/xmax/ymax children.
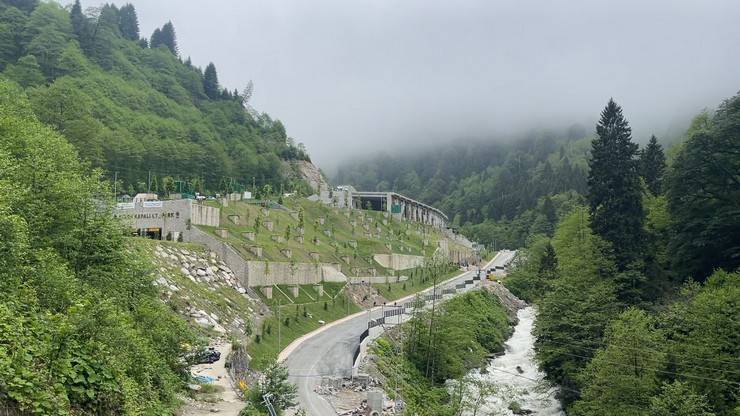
<box><xmin>0</xmin><ymin>0</ymin><xmax>310</xmax><ymax>196</ymax></box>
<box><xmin>334</xmin><ymin>127</ymin><xmax>592</xmax><ymax>247</ymax></box>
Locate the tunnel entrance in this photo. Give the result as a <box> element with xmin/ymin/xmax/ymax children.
<box><xmin>355</xmin><ymin>195</ymin><xmax>386</xmax><ymax>212</ymax></box>
<box><xmin>138</xmin><ymin>227</ymin><xmax>162</xmax><ymax>240</ymax></box>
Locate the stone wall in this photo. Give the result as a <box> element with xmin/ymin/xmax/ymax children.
<box><xmin>372</xmin><ymin>253</ymin><xmax>425</xmax><ymax>270</ymax></box>
<box><xmin>186</xmin><ymin>226</ymin><xmax>250</xmax><ymax>287</ymax></box>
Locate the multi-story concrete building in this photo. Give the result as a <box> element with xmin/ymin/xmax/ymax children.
<box><xmin>113</xmin><ymin>198</ymin><xmax>220</xmax><ymax>241</ymax></box>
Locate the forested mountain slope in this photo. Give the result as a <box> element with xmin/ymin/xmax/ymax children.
<box><xmin>0</xmin><ymin>0</ymin><xmax>310</xmax><ymax>195</ymax></box>
<box><xmin>335</xmin><ymin>128</ymin><xmax>592</xmax><ymax>247</ymax></box>
<box><xmin>0</xmin><ymin>77</ymin><xmax>197</xmax><ymax>414</ymax></box>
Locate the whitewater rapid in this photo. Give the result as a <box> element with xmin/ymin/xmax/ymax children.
<box><xmin>463</xmin><ymin>306</ymin><xmax>565</xmax><ymax>415</ymax></box>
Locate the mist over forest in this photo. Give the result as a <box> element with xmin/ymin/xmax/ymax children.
<box><xmin>0</xmin><ymin>0</ymin><xmax>738</xmax><ymax>415</ymax></box>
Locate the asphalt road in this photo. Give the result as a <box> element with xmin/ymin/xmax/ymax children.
<box><xmin>282</xmin><ymin>250</ymin><xmax>517</xmax><ymax>416</ymax></box>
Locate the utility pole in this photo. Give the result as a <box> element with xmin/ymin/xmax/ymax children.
<box><xmin>425</xmin><ymin>273</ymin><xmax>439</xmax><ymax>380</ymax></box>
<box><xmin>277</xmin><ymin>296</ymin><xmax>282</xmax><ymax>350</ymax></box>
<box><xmin>113</xmin><ymin>171</ymin><xmax>118</xmax><ymax>202</ymax></box>
<box><xmin>147</xmin><ymin>170</ymin><xmax>151</xmax><ymax>193</ymax></box>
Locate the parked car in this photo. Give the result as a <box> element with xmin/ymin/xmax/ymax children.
<box><xmin>188</xmin><ymin>347</ymin><xmax>221</xmax><ymax>364</ymax></box>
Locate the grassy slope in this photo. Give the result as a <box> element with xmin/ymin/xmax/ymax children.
<box><xmin>249</xmin><ymin>291</ymin><xmax>361</xmax><ymax>369</ymax></box>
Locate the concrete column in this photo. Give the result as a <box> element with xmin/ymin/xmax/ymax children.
<box><xmin>290</xmin><ymin>286</ymin><xmax>299</xmax><ymax>298</ymax></box>
<box><xmin>261</xmin><ymin>286</ymin><xmax>273</xmax><ymax>299</ymax></box>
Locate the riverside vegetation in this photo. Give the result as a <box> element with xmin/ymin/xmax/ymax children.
<box><xmin>0</xmin><ymin>0</ymin><xmax>312</xmax><ymax>413</ymax></box>
<box><xmin>1</xmin><ymin>0</ymin><xmax>737</xmax><ymax>414</ymax></box>
<box><xmin>0</xmin><ymin>79</ymin><xmax>198</xmax><ymax>414</ymax></box>
<box><xmin>372</xmin><ymin>290</ymin><xmax>512</xmax><ymax>415</ymax></box>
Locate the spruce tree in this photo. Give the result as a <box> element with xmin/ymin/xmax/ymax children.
<box><xmin>118</xmin><ymin>4</ymin><xmax>139</xmax><ymax>40</ymax></box>
<box><xmin>203</xmin><ymin>62</ymin><xmax>220</xmax><ymax>99</ymax></box>
<box><xmin>160</xmin><ymin>21</ymin><xmax>178</xmax><ymax>55</ymax></box>
<box><xmin>538</xmin><ymin>241</ymin><xmax>558</xmax><ymax>279</ymax></box>
<box><xmin>542</xmin><ymin>195</ymin><xmax>557</xmax><ymax>234</ymax></box>
<box><xmin>150</xmin><ymin>28</ymin><xmax>163</xmax><ymax>49</ymax></box>
<box><xmin>70</xmin><ymin>0</ymin><xmax>86</xmax><ymax>38</ymax></box>
<box><xmin>639</xmin><ymin>135</ymin><xmax>665</xmax><ymax>195</ymax></box>
<box><xmin>587</xmin><ymin>99</ymin><xmax>644</xmax><ymax>270</ymax></box>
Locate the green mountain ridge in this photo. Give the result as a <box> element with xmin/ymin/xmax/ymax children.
<box><xmin>0</xmin><ymin>0</ymin><xmax>310</xmax><ymax>196</ymax></box>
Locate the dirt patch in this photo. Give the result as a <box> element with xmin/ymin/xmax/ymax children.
<box><xmin>482</xmin><ymin>280</ymin><xmax>527</xmax><ymax>320</ymax></box>
<box><xmin>345</xmin><ymin>283</ymin><xmax>388</xmax><ymax>309</ymax></box>
<box><xmin>179</xmin><ymin>340</ymin><xmax>246</xmax><ymax>416</ymax></box>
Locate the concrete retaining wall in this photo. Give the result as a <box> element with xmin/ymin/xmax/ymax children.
<box><xmin>187</xmin><ymin>227</ymin><xmax>347</xmax><ymax>287</ymax></box>
<box><xmin>349</xmin><ymin>275</ymin><xmax>408</xmax><ymax>284</ymax></box>
<box><xmin>373</xmin><ymin>253</ymin><xmax>425</xmax><ymax>270</ymax></box>
<box><xmin>191</xmin><ymin>203</ymin><xmax>220</xmax><ymax>226</ymax></box>
<box><xmin>246</xmin><ymin>261</ymin><xmax>346</xmax><ymax>287</ymax></box>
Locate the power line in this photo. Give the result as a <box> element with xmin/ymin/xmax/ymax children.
<box><xmin>530</xmin><ymin>299</ymin><xmax>740</xmax><ymax>367</ymax></box>
<box><xmin>555</xmin><ymin>350</ymin><xmax>740</xmax><ymax>386</ymax></box>
<box><xmin>539</xmin><ymin>338</ymin><xmax>740</xmax><ymax>374</ymax></box>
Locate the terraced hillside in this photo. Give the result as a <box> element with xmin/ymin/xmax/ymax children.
<box><xmin>199</xmin><ymin>196</ymin><xmax>453</xmax><ymax>280</ymax></box>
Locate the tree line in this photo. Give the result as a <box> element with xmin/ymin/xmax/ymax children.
<box><xmin>506</xmin><ymin>92</ymin><xmax>740</xmax><ymax>415</ymax></box>
<box><xmin>334</xmin><ymin>127</ymin><xmax>592</xmax><ymax>248</ymax></box>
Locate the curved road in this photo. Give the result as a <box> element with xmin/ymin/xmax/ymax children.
<box><xmin>281</xmin><ymin>250</ymin><xmax>517</xmax><ymax>415</ymax></box>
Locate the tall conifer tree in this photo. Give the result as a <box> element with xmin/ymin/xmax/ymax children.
<box><xmin>118</xmin><ymin>4</ymin><xmax>139</xmax><ymax>40</ymax></box>
<box><xmin>203</xmin><ymin>62</ymin><xmax>220</xmax><ymax>99</ymax></box>
<box><xmin>160</xmin><ymin>21</ymin><xmax>178</xmax><ymax>55</ymax></box>
<box><xmin>587</xmin><ymin>99</ymin><xmax>644</xmax><ymax>270</ymax></box>
<box><xmin>150</xmin><ymin>27</ymin><xmax>163</xmax><ymax>48</ymax></box>
<box><xmin>639</xmin><ymin>135</ymin><xmax>666</xmax><ymax>195</ymax></box>
<box><xmin>70</xmin><ymin>0</ymin><xmax>86</xmax><ymax>38</ymax></box>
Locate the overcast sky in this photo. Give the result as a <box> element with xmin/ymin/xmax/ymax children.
<box><xmin>83</xmin><ymin>0</ymin><xmax>740</xmax><ymax>170</ymax></box>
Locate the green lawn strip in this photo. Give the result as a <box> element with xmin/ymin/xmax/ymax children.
<box><xmin>253</xmin><ymin>285</ymin><xmax>293</xmax><ymax>305</ymax></box>
<box><xmin>248</xmin><ymin>297</ymin><xmax>361</xmax><ymax>369</ymax></box>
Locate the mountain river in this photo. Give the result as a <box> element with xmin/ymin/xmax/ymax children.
<box><xmin>461</xmin><ymin>306</ymin><xmax>565</xmax><ymax>415</ymax></box>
